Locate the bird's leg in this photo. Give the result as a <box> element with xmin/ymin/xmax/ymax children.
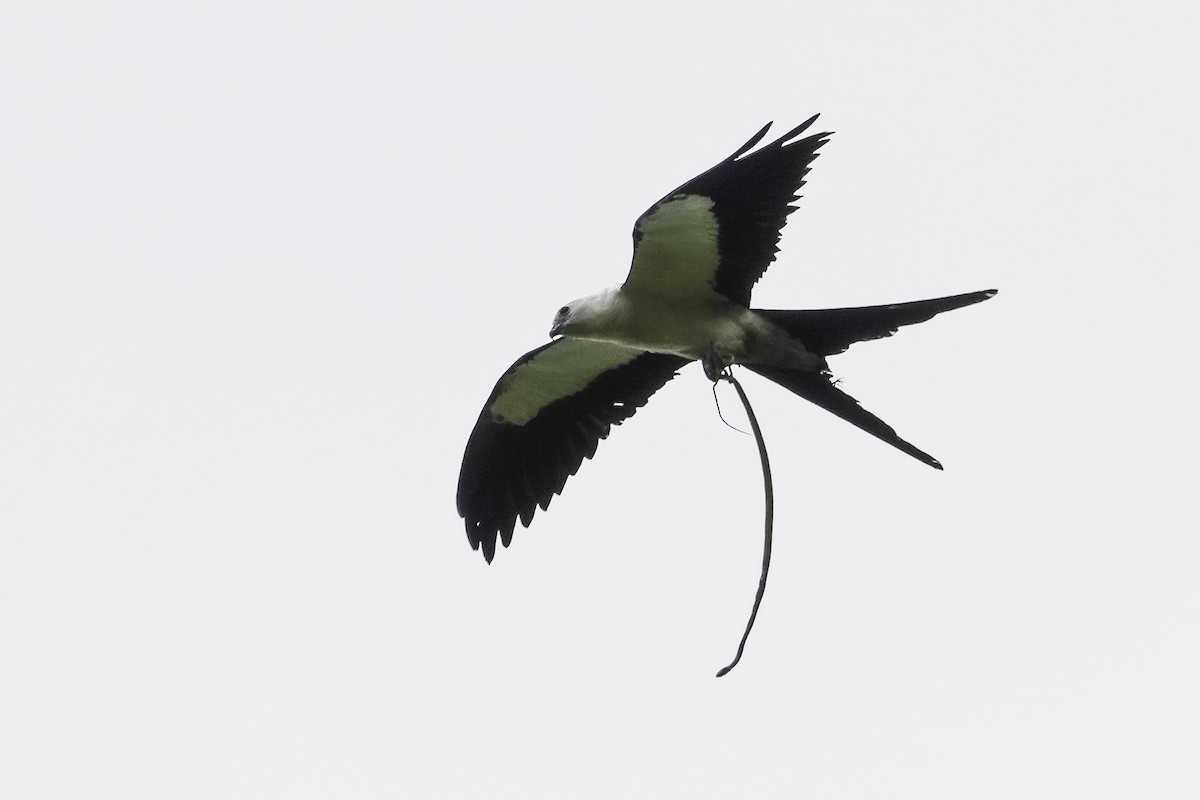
<box><xmin>702</xmin><ymin>342</ymin><xmax>728</xmax><ymax>382</ymax></box>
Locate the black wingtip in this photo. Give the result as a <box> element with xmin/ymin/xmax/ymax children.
<box><xmin>466</xmin><ymin>523</ymin><xmax>497</xmax><ymax>564</ymax></box>
<box><xmin>781</xmin><ymin>113</ymin><xmax>821</xmax><ymax>142</ymax></box>
<box><xmin>729</xmin><ymin>122</ymin><xmax>774</xmax><ymax>161</ymax></box>
<box><xmin>747</xmin><ymin>115</ymin><xmax>831</xmax><ymax>153</ymax></box>
<box><xmin>776</xmin><ymin>114</ymin><xmax>834</xmax><ymax>152</ymax></box>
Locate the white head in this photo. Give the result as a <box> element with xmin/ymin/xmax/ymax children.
<box><xmin>549</xmin><ymin>288</ymin><xmax>620</xmax><ymax>339</ymax></box>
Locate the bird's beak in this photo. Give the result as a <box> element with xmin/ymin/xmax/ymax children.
<box><xmin>549</xmin><ymin>322</ymin><xmax>562</xmax><ymax>338</ymax></box>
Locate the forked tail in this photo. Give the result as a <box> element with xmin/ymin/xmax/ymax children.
<box><xmin>747</xmin><ymin>289</ymin><xmax>997</xmax><ymax>468</ymax></box>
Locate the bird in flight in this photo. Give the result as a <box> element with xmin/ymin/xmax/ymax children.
<box><xmin>457</xmin><ymin>115</ymin><xmax>995</xmax><ymax>563</ymax></box>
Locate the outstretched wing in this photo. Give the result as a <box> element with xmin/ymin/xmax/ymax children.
<box><xmin>623</xmin><ymin>116</ymin><xmax>832</xmax><ymax>307</ymax></box>
<box><xmin>457</xmin><ymin>338</ymin><xmax>689</xmax><ymax>562</ymax></box>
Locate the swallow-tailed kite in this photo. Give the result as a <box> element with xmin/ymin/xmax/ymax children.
<box><xmin>458</xmin><ymin>115</ymin><xmax>995</xmax><ymax>562</ymax></box>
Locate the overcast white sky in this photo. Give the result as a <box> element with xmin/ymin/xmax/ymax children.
<box><xmin>3</xmin><ymin>1</ymin><xmax>1198</xmax><ymax>797</ymax></box>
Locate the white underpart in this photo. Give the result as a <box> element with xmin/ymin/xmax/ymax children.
<box><xmin>489</xmin><ymin>339</ymin><xmax>644</xmax><ymax>425</ymax></box>
<box><xmin>565</xmin><ymin>289</ymin><xmax>818</xmax><ymax>369</ymax></box>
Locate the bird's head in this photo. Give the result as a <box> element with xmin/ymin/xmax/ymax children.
<box><xmin>549</xmin><ymin>289</ymin><xmax>619</xmax><ymax>339</ymax></box>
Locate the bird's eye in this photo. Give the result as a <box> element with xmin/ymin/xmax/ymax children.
<box><xmin>559</xmin><ymin>306</ymin><xmax>570</xmax><ymax>316</ymax></box>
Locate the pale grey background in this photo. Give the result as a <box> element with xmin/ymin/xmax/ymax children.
<box><xmin>3</xmin><ymin>1</ymin><xmax>1197</xmax><ymax>797</ymax></box>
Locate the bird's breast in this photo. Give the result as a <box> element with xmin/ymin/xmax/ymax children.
<box><xmin>584</xmin><ymin>292</ymin><xmax>756</xmax><ymax>362</ymax></box>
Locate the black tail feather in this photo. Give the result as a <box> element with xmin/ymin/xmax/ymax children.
<box><xmin>754</xmin><ymin>289</ymin><xmax>996</xmax><ymax>357</ymax></box>
<box><xmin>745</xmin><ymin>365</ymin><xmax>943</xmax><ymax>469</ymax></box>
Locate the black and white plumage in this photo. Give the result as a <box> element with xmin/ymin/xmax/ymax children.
<box><xmin>457</xmin><ymin>116</ymin><xmax>995</xmax><ymax>562</ymax></box>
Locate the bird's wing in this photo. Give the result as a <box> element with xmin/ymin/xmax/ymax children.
<box><xmin>622</xmin><ymin>116</ymin><xmax>832</xmax><ymax>307</ymax></box>
<box><xmin>457</xmin><ymin>338</ymin><xmax>689</xmax><ymax>562</ymax></box>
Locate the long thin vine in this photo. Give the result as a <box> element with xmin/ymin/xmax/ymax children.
<box><xmin>715</xmin><ymin>367</ymin><xmax>774</xmax><ymax>678</ymax></box>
